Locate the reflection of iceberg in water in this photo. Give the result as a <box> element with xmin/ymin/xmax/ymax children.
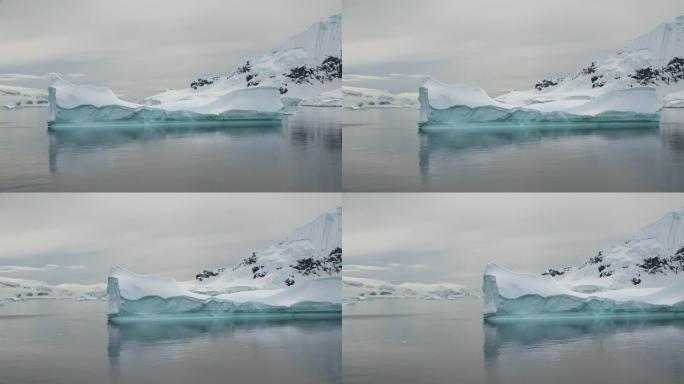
<box><xmin>48</xmin><ymin>121</ymin><xmax>282</xmax><ymax>174</ymax></box>
<box><xmin>483</xmin><ymin>317</ymin><xmax>684</xmax><ymax>383</ymax></box>
<box><xmin>418</xmin><ymin>123</ymin><xmax>658</xmax><ymax>176</ymax></box>
<box><xmin>108</xmin><ymin>317</ymin><xmax>341</xmax><ymax>384</ymax></box>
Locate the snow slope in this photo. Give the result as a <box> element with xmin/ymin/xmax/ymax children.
<box><xmin>0</xmin><ymin>276</ymin><xmax>105</xmax><ymax>301</ymax></box>
<box><xmin>420</xmin><ymin>16</ymin><xmax>684</xmax><ymax>125</ymax></box>
<box><xmin>343</xmin><ymin>275</ymin><xmax>473</xmax><ymax>301</ymax></box>
<box><xmin>107</xmin><ymin>208</ymin><xmax>342</xmax><ymax>317</ymax></box>
<box><xmin>483</xmin><ymin>208</ymin><xmax>684</xmax><ymax>317</ymax></box>
<box><xmin>48</xmin><ymin>14</ymin><xmax>341</xmax><ymax>125</ymax></box>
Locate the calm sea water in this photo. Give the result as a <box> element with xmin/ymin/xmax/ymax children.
<box><xmin>343</xmin><ymin>299</ymin><xmax>684</xmax><ymax>384</ymax></box>
<box><xmin>0</xmin><ymin>107</ymin><xmax>341</xmax><ymax>191</ymax></box>
<box><xmin>0</xmin><ymin>300</ymin><xmax>341</xmax><ymax>384</ymax></box>
<box><xmin>343</xmin><ymin>108</ymin><xmax>684</xmax><ymax>191</ymax></box>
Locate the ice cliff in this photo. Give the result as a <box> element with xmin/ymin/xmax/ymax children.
<box><xmin>483</xmin><ymin>208</ymin><xmax>684</xmax><ymax>318</ymax></box>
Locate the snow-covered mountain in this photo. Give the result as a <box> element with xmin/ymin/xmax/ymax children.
<box><xmin>483</xmin><ymin>208</ymin><xmax>684</xmax><ymax>317</ymax></box>
<box><xmin>191</xmin><ymin>207</ymin><xmax>341</xmax><ymax>295</ymax></box>
<box><xmin>497</xmin><ymin>16</ymin><xmax>684</xmax><ymax>106</ymax></box>
<box><xmin>343</xmin><ymin>275</ymin><xmax>473</xmax><ymax>301</ymax></box>
<box><xmin>1</xmin><ymin>84</ymin><xmax>48</xmax><ymax>109</ymax></box>
<box><xmin>546</xmin><ymin>208</ymin><xmax>684</xmax><ymax>292</ymax></box>
<box><xmin>107</xmin><ymin>208</ymin><xmax>342</xmax><ymax>317</ymax></box>
<box><xmin>0</xmin><ymin>276</ymin><xmax>105</xmax><ymax>301</ymax></box>
<box><xmin>48</xmin><ymin>15</ymin><xmax>341</xmax><ymax>124</ymax></box>
<box><xmin>343</xmin><ymin>86</ymin><xmax>418</xmax><ymax>109</ymax></box>
<box><xmin>420</xmin><ymin>16</ymin><xmax>684</xmax><ymax>125</ymax></box>
<box><xmin>145</xmin><ymin>14</ymin><xmax>341</xmax><ymax>107</ymax></box>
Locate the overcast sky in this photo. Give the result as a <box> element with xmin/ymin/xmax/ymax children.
<box><xmin>343</xmin><ymin>0</ymin><xmax>684</xmax><ymax>95</ymax></box>
<box><xmin>0</xmin><ymin>0</ymin><xmax>339</xmax><ymax>98</ymax></box>
<box><xmin>343</xmin><ymin>194</ymin><xmax>684</xmax><ymax>289</ymax></box>
<box><xmin>0</xmin><ymin>193</ymin><xmax>341</xmax><ymax>285</ymax></box>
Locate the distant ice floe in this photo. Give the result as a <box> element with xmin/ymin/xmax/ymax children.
<box><xmin>420</xmin><ymin>16</ymin><xmax>684</xmax><ymax>126</ymax></box>
<box><xmin>343</xmin><ymin>275</ymin><xmax>474</xmax><ymax>302</ymax></box>
<box><xmin>0</xmin><ymin>276</ymin><xmax>105</xmax><ymax>302</ymax></box>
<box><xmin>483</xmin><ymin>208</ymin><xmax>684</xmax><ymax>318</ymax></box>
<box><xmin>343</xmin><ymin>86</ymin><xmax>419</xmax><ymax>109</ymax></box>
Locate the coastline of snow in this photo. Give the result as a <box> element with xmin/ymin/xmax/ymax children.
<box><xmin>343</xmin><ymin>275</ymin><xmax>473</xmax><ymax>302</ymax></box>
<box><xmin>0</xmin><ymin>276</ymin><xmax>105</xmax><ymax>301</ymax></box>
<box><xmin>1</xmin><ymin>84</ymin><xmax>48</xmax><ymax>109</ymax></box>
<box><xmin>483</xmin><ymin>208</ymin><xmax>684</xmax><ymax>318</ymax></box>
<box><xmin>343</xmin><ymin>86</ymin><xmax>418</xmax><ymax>109</ymax></box>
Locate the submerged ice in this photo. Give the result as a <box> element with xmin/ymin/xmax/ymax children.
<box><xmin>107</xmin><ymin>209</ymin><xmax>342</xmax><ymax>318</ymax></box>
<box><xmin>483</xmin><ymin>208</ymin><xmax>684</xmax><ymax>318</ymax></box>
<box><xmin>420</xmin><ymin>16</ymin><xmax>684</xmax><ymax>125</ymax></box>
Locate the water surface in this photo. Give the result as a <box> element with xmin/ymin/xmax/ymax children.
<box><xmin>343</xmin><ymin>299</ymin><xmax>684</xmax><ymax>384</ymax></box>
<box><xmin>0</xmin><ymin>107</ymin><xmax>341</xmax><ymax>191</ymax></box>
<box><xmin>0</xmin><ymin>300</ymin><xmax>341</xmax><ymax>384</ymax></box>
<box><xmin>343</xmin><ymin>108</ymin><xmax>684</xmax><ymax>191</ymax></box>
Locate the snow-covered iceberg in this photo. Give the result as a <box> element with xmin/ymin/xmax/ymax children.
<box><xmin>107</xmin><ymin>208</ymin><xmax>342</xmax><ymax>318</ymax></box>
<box><xmin>343</xmin><ymin>275</ymin><xmax>473</xmax><ymax>301</ymax></box>
<box><xmin>49</xmin><ymin>14</ymin><xmax>341</xmax><ymax>126</ymax></box>
<box><xmin>483</xmin><ymin>208</ymin><xmax>684</xmax><ymax>318</ymax></box>
<box><xmin>420</xmin><ymin>16</ymin><xmax>684</xmax><ymax>125</ymax></box>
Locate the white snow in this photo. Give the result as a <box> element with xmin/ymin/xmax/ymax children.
<box><xmin>483</xmin><ymin>208</ymin><xmax>684</xmax><ymax>317</ymax></box>
<box><xmin>107</xmin><ymin>208</ymin><xmax>342</xmax><ymax>317</ymax></box>
<box><xmin>420</xmin><ymin>16</ymin><xmax>684</xmax><ymax>124</ymax></box>
<box><xmin>343</xmin><ymin>275</ymin><xmax>473</xmax><ymax>301</ymax></box>
<box><xmin>48</xmin><ymin>14</ymin><xmax>341</xmax><ymax>124</ymax></box>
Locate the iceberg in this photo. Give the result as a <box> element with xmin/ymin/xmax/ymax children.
<box><xmin>108</xmin><ymin>208</ymin><xmax>342</xmax><ymax>318</ymax></box>
<box><xmin>420</xmin><ymin>16</ymin><xmax>684</xmax><ymax>126</ymax></box>
<box><xmin>48</xmin><ymin>77</ymin><xmax>284</xmax><ymax>126</ymax></box>
<box><xmin>48</xmin><ymin>14</ymin><xmax>341</xmax><ymax>126</ymax></box>
<box><xmin>483</xmin><ymin>208</ymin><xmax>684</xmax><ymax>318</ymax></box>
<box><xmin>343</xmin><ymin>276</ymin><xmax>473</xmax><ymax>301</ymax></box>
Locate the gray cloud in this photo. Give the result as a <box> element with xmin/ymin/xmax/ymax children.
<box><xmin>343</xmin><ymin>194</ymin><xmax>684</xmax><ymax>289</ymax></box>
<box><xmin>344</xmin><ymin>0</ymin><xmax>684</xmax><ymax>95</ymax></box>
<box><xmin>0</xmin><ymin>0</ymin><xmax>340</xmax><ymax>98</ymax></box>
<box><xmin>0</xmin><ymin>194</ymin><xmax>341</xmax><ymax>285</ymax></box>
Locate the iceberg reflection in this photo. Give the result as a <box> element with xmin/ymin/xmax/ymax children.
<box><xmin>108</xmin><ymin>317</ymin><xmax>341</xmax><ymax>384</ymax></box>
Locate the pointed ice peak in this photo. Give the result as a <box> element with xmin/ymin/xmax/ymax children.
<box><xmin>635</xmin><ymin>207</ymin><xmax>684</xmax><ymax>252</ymax></box>
<box><xmin>286</xmin><ymin>208</ymin><xmax>341</xmax><ymax>254</ymax></box>
<box><xmin>623</xmin><ymin>15</ymin><xmax>684</xmax><ymax>66</ymax></box>
<box><xmin>280</xmin><ymin>14</ymin><xmax>342</xmax><ymax>65</ymax></box>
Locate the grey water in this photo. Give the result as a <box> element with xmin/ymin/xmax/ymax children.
<box><xmin>0</xmin><ymin>107</ymin><xmax>341</xmax><ymax>191</ymax></box>
<box><xmin>0</xmin><ymin>300</ymin><xmax>341</xmax><ymax>384</ymax></box>
<box><xmin>343</xmin><ymin>299</ymin><xmax>684</xmax><ymax>384</ymax></box>
<box><xmin>343</xmin><ymin>108</ymin><xmax>684</xmax><ymax>191</ymax></box>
